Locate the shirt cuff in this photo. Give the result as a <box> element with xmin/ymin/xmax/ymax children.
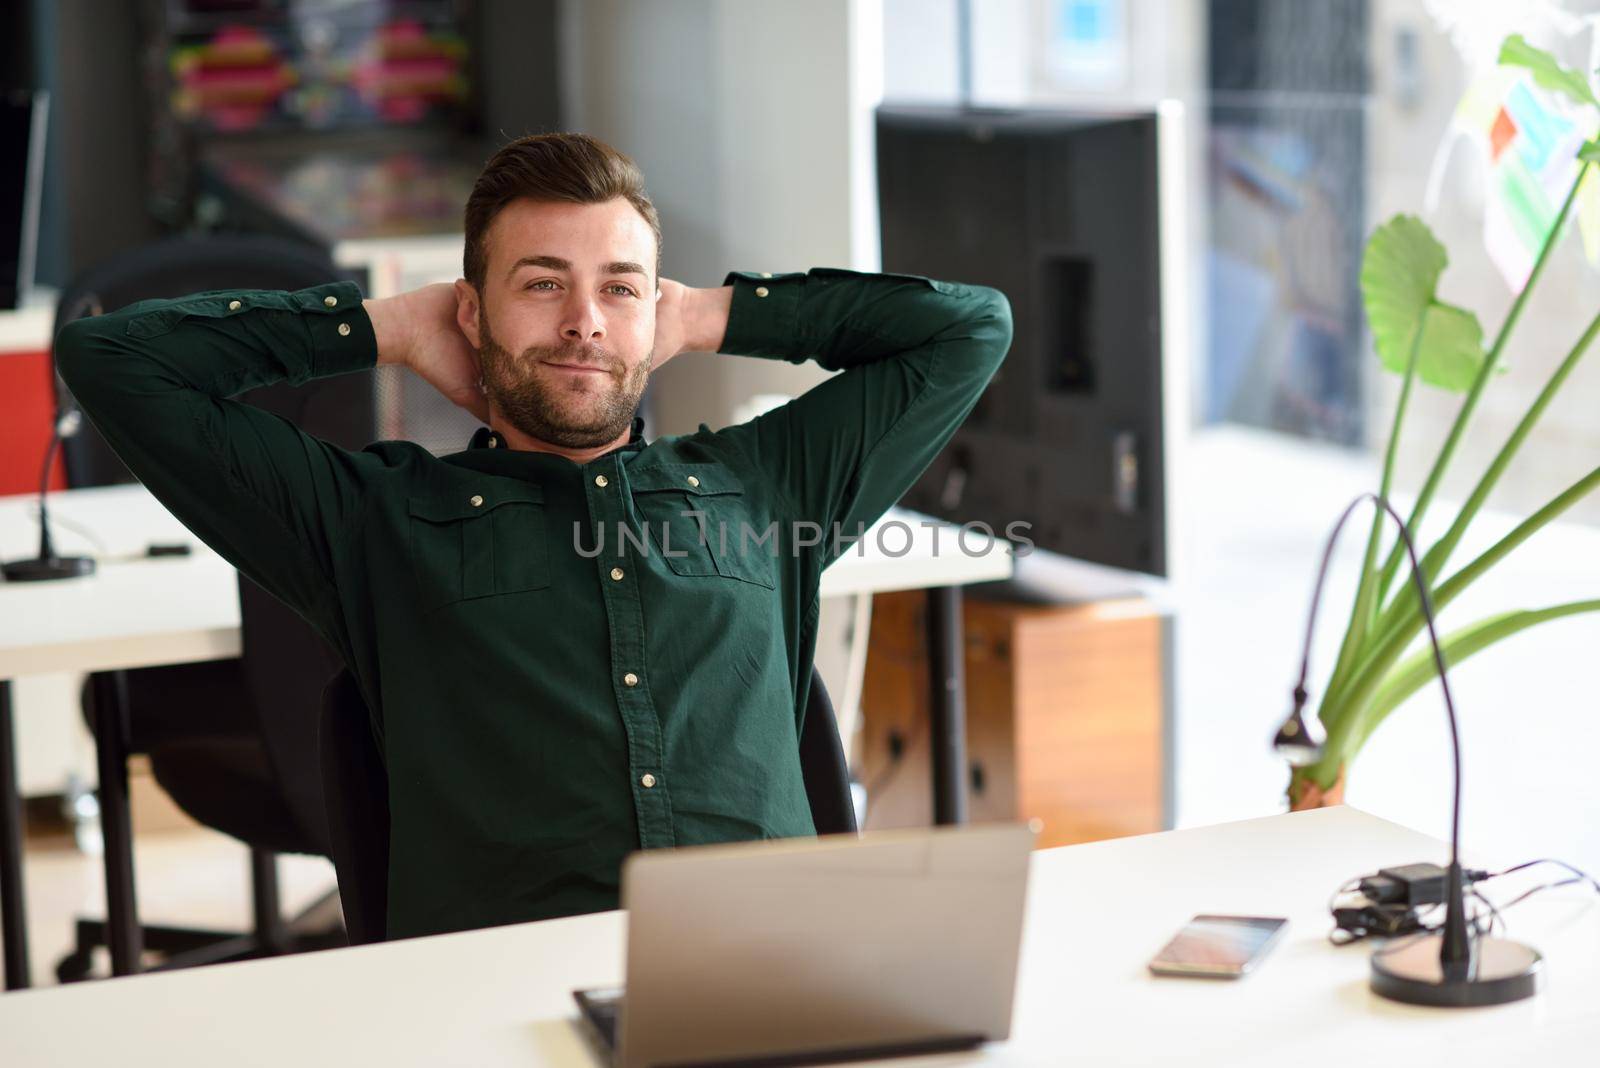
<box><xmin>719</xmin><ymin>270</ymin><xmax>805</xmax><ymax>361</ymax></box>
<box><xmin>302</xmin><ymin>280</ymin><xmax>378</xmax><ymax>377</ymax></box>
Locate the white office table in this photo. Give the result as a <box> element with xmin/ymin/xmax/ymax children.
<box><xmin>1</xmin><ymin>806</ymin><xmax>1594</xmax><ymax>1066</ymax></box>
<box><xmin>0</xmin><ymin>483</ymin><xmax>1012</xmax><ymax>989</ymax></box>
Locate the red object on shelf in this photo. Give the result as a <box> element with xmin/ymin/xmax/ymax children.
<box><xmin>0</xmin><ymin>348</ymin><xmax>66</xmax><ymax>497</ymax></box>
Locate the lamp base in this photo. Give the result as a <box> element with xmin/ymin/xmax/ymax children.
<box><xmin>1</xmin><ymin>555</ymin><xmax>96</xmax><ymax>582</ymax></box>
<box><xmin>1370</xmin><ymin>933</ymin><xmax>1541</xmax><ymax>1007</ymax></box>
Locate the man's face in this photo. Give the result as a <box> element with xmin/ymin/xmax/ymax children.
<box><xmin>458</xmin><ymin>197</ymin><xmax>657</xmax><ymax>449</ymax></box>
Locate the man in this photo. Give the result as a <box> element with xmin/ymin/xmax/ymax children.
<box><xmin>56</xmin><ymin>133</ymin><xmax>1013</xmax><ymax>939</ymax></box>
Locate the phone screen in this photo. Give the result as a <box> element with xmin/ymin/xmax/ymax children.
<box><xmin>1148</xmin><ymin>914</ymin><xmax>1288</xmax><ymax>978</ymax></box>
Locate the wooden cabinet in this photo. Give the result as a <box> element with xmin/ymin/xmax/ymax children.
<box><xmin>858</xmin><ymin>591</ymin><xmax>1172</xmax><ymax>849</ymax></box>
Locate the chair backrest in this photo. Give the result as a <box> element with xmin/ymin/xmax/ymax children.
<box><xmin>58</xmin><ymin>235</ymin><xmax>373</xmax><ymax>855</ymax></box>
<box><xmin>798</xmin><ymin>668</ymin><xmax>859</xmax><ymax>837</ymax></box>
<box><xmin>320</xmin><ymin>664</ymin><xmax>858</xmax><ymax>945</ymax></box>
<box><xmin>319</xmin><ymin>669</ymin><xmax>390</xmax><ymax>946</ymax></box>
<box><xmin>53</xmin><ymin>234</ymin><xmax>368</xmax><ymax>488</ymax></box>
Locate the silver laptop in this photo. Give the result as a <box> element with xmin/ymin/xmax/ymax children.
<box><xmin>574</xmin><ymin>822</ymin><xmax>1035</xmax><ymax>1067</ymax></box>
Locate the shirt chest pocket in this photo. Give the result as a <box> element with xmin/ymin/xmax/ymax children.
<box><xmin>407</xmin><ymin>485</ymin><xmax>550</xmax><ymax>613</ymax></box>
<box><xmin>627</xmin><ymin>464</ymin><xmax>776</xmax><ymax>590</ymax></box>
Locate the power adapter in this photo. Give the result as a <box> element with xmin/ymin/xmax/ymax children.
<box><xmin>1331</xmin><ymin>862</ymin><xmax>1494</xmax><ymax>944</ymax></box>
<box><xmin>1356</xmin><ymin>862</ymin><xmax>1490</xmax><ymax>907</ymax></box>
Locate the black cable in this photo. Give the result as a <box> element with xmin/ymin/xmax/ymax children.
<box><xmin>1469</xmin><ymin>888</ymin><xmax>1504</xmax><ymax>938</ymax></box>
<box><xmin>1486</xmin><ymin>858</ymin><xmax>1600</xmax><ymax>895</ymax></box>
<box><xmin>1293</xmin><ymin>494</ymin><xmax>1464</xmax><ymax>867</ymax></box>
<box><xmin>1334</xmin><ymin>856</ymin><xmax>1600</xmax><ymax>946</ymax></box>
<box><xmin>1365</xmin><ymin>896</ymin><xmax>1504</xmax><ymax>955</ymax></box>
<box><xmin>1493</xmin><ymin>876</ymin><xmax>1597</xmax><ymax>913</ymax></box>
<box><xmin>1327</xmin><ymin>877</ymin><xmax>1362</xmax><ymax>913</ymax></box>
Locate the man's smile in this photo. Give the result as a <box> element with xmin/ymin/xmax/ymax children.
<box><xmin>544</xmin><ymin>361</ymin><xmax>612</xmax><ymax>376</ymax></box>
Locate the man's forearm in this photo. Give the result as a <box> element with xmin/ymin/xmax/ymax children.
<box><xmin>690</xmin><ymin>286</ymin><xmax>734</xmax><ymax>354</ymax></box>
<box><xmin>716</xmin><ymin>269</ymin><xmax>1010</xmax><ymax>373</ymax></box>
<box><xmin>56</xmin><ymin>281</ymin><xmax>376</xmax><ymax>403</ymax></box>
<box><xmin>50</xmin><ymin>280</ymin><xmax>378</xmax><ymax>629</ymax></box>
<box><xmin>363</xmin><ymin>294</ymin><xmax>414</xmax><ymax>368</ymax></box>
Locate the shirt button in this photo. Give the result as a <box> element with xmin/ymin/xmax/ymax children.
<box><xmin>610</xmin><ymin>567</ymin><xmax>624</xmax><ymax>581</ymax></box>
<box><xmin>623</xmin><ymin>672</ymin><xmax>638</xmax><ymax>687</ymax></box>
<box><xmin>470</xmin><ymin>495</ymin><xmax>484</xmax><ymax>507</ymax></box>
<box><xmin>640</xmin><ymin>773</ymin><xmax>657</xmax><ymax>789</ymax></box>
<box><xmin>228</xmin><ymin>299</ymin><xmax>242</xmax><ymax>311</ymax></box>
<box><xmin>338</xmin><ymin>323</ymin><xmax>352</xmax><ymax>336</ymax></box>
<box><xmin>754</xmin><ymin>286</ymin><xmax>769</xmax><ymax>298</ymax></box>
<box><xmin>323</xmin><ymin>295</ymin><xmax>338</xmax><ymax>307</ymax></box>
<box><xmin>686</xmin><ymin>475</ymin><xmax>699</xmax><ymax>487</ymax></box>
<box><xmin>594</xmin><ymin>474</ymin><xmax>608</xmax><ymax>487</ymax></box>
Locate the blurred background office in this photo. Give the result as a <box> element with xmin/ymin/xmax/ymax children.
<box><xmin>4</xmin><ymin>0</ymin><xmax>1600</xmax><ymax>982</ymax></box>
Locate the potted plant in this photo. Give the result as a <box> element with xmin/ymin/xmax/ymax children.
<box><xmin>1288</xmin><ymin>34</ymin><xmax>1600</xmax><ymax>810</ymax></box>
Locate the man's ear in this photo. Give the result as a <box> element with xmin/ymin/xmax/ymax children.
<box><xmin>454</xmin><ymin>278</ymin><xmax>483</xmax><ymax>349</ymax></box>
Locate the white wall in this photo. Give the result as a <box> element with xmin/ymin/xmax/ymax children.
<box><xmin>559</xmin><ymin>0</ymin><xmax>884</xmax><ymax>438</ymax></box>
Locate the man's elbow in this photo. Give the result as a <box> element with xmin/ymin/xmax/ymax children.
<box><xmin>52</xmin><ymin>315</ymin><xmax>114</xmax><ymax>396</ymax></box>
<box><xmin>971</xmin><ymin>286</ymin><xmax>1014</xmax><ymax>364</ymax></box>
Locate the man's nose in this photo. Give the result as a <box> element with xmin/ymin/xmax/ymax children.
<box><xmin>561</xmin><ymin>293</ymin><xmax>605</xmax><ymax>342</ymax></box>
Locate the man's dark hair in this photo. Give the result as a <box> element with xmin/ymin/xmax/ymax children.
<box><xmin>463</xmin><ymin>132</ymin><xmax>662</xmax><ymax>292</ymax></box>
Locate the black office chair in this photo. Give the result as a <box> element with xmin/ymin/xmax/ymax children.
<box><xmin>54</xmin><ymin>235</ymin><xmax>372</xmax><ymax>979</ymax></box>
<box><xmin>321</xmin><ymin>664</ymin><xmax>859</xmax><ymax>946</ymax></box>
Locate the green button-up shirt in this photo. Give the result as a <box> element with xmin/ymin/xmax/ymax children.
<box><xmin>55</xmin><ymin>267</ymin><xmax>1012</xmax><ymax>939</ymax></box>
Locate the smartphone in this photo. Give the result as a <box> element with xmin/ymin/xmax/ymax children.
<box><xmin>1147</xmin><ymin>914</ymin><xmax>1289</xmax><ymax>979</ymax></box>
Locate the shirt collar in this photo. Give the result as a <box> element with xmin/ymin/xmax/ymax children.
<box><xmin>467</xmin><ymin>414</ymin><xmax>647</xmax><ymax>454</ymax></box>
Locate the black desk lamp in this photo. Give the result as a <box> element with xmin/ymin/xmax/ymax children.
<box><xmin>1273</xmin><ymin>493</ymin><xmax>1540</xmax><ymax>1007</ymax></box>
<box><xmin>2</xmin><ymin>408</ymin><xmax>95</xmax><ymax>582</ymax></box>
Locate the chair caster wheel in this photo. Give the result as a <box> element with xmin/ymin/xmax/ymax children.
<box><xmin>56</xmin><ymin>950</ymin><xmax>95</xmax><ymax>983</ymax></box>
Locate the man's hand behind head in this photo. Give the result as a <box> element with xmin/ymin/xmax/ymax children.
<box><xmin>652</xmin><ymin>279</ymin><xmax>732</xmax><ymax>369</ymax></box>
<box><xmin>365</xmin><ymin>283</ymin><xmax>489</xmax><ymax>423</ymax></box>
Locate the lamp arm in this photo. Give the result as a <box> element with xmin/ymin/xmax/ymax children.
<box><xmin>1290</xmin><ymin>493</ymin><xmax>1468</xmax><ymax>967</ymax></box>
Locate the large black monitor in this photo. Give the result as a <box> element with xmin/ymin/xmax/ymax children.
<box><xmin>0</xmin><ymin>89</ymin><xmax>47</xmax><ymax>310</ymax></box>
<box><xmin>877</xmin><ymin>105</ymin><xmax>1185</xmax><ymax>582</ymax></box>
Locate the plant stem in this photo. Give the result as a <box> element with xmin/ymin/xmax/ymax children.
<box><xmin>1353</xmin><ymin>598</ymin><xmax>1600</xmax><ymax>754</ymax></box>
<box><xmin>1371</xmin><ymin>161</ymin><xmax>1591</xmax><ymax>609</ymax></box>
<box><xmin>1378</xmin><ymin>307</ymin><xmax>1600</xmax><ymax>636</ymax></box>
<box><xmin>1325</xmin><ymin>461</ymin><xmax>1600</xmax><ymax>765</ymax></box>
<box><xmin>1324</xmin><ymin>306</ymin><xmax>1429</xmax><ymax>711</ymax></box>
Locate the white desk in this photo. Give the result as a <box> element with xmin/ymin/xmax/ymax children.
<box><xmin>0</xmin><ymin>304</ymin><xmax>53</xmax><ymax>355</ymax></box>
<box><xmin>0</xmin><ymin>487</ymin><xmax>242</xmax><ymax>680</ymax></box>
<box><xmin>0</xmin><ymin>483</ymin><xmax>1012</xmax><ymax>989</ymax></box>
<box><xmin>0</xmin><ymin>806</ymin><xmax>1594</xmax><ymax>1065</ymax></box>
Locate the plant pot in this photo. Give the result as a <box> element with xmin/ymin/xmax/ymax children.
<box><xmin>1288</xmin><ymin>766</ymin><xmax>1346</xmax><ymax>811</ymax></box>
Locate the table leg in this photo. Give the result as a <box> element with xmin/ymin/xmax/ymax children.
<box><xmin>1</xmin><ymin>680</ymin><xmax>31</xmax><ymax>990</ymax></box>
<box><xmin>90</xmin><ymin>671</ymin><xmax>142</xmax><ymax>975</ymax></box>
<box><xmin>926</xmin><ymin>586</ymin><xmax>968</xmax><ymax>826</ymax></box>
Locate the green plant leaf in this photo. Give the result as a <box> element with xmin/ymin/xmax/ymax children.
<box><xmin>1352</xmin><ymin>599</ymin><xmax>1600</xmax><ymax>753</ymax></box>
<box><xmin>1580</xmin><ymin>139</ymin><xmax>1600</xmax><ymax>162</ymax></box>
<box><xmin>1416</xmin><ymin>303</ymin><xmax>1489</xmax><ymax>391</ymax></box>
<box><xmin>1323</xmin><ymin>461</ymin><xmax>1600</xmax><ymax>767</ymax></box>
<box><xmin>1499</xmin><ymin>33</ymin><xmax>1599</xmax><ymax>109</ymax></box>
<box><xmin>1369</xmin><ymin>160</ymin><xmax>1592</xmax><ymax>610</ymax></box>
<box><xmin>1360</xmin><ymin>215</ymin><xmax>1486</xmax><ymax>392</ymax></box>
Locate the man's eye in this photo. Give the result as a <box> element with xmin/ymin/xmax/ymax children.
<box><xmin>526</xmin><ymin>279</ymin><xmax>558</xmax><ymax>290</ymax></box>
<box><xmin>606</xmin><ymin>284</ymin><xmax>636</xmax><ymax>297</ymax></box>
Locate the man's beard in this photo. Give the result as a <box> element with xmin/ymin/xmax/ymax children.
<box><xmin>477</xmin><ymin>311</ymin><xmax>651</xmax><ymax>449</ymax></box>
